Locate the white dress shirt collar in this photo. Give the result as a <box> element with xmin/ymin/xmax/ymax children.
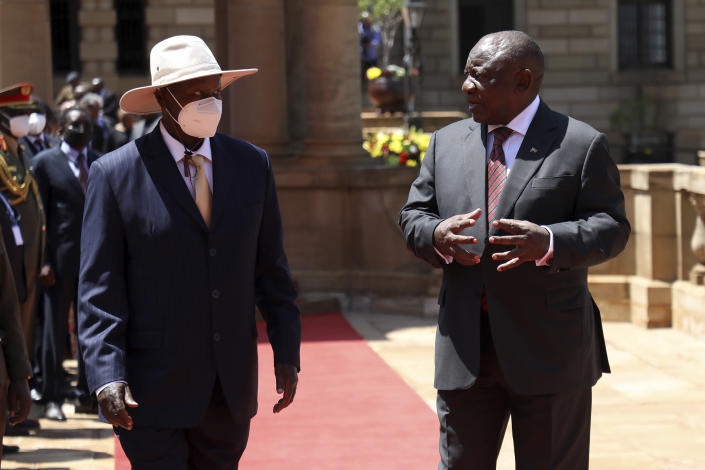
<box><xmin>159</xmin><ymin>121</ymin><xmax>212</xmax><ymax>164</ymax></box>
<box><xmin>488</xmin><ymin>94</ymin><xmax>541</xmax><ymax>137</ymax></box>
<box><xmin>60</xmin><ymin>140</ymin><xmax>84</xmax><ymax>163</ymax></box>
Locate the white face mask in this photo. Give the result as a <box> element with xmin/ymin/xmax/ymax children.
<box><xmin>28</xmin><ymin>113</ymin><xmax>47</xmax><ymax>136</ymax></box>
<box><xmin>9</xmin><ymin>115</ymin><xmax>30</xmax><ymax>138</ymax></box>
<box><xmin>166</xmin><ymin>88</ymin><xmax>222</xmax><ymax>138</ymax></box>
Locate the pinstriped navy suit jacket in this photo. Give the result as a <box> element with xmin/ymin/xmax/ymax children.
<box><xmin>78</xmin><ymin>127</ymin><xmax>301</xmax><ymax>427</ymax></box>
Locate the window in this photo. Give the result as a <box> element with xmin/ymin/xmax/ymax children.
<box><xmin>115</xmin><ymin>0</ymin><xmax>147</xmax><ymax>74</ymax></box>
<box><xmin>618</xmin><ymin>0</ymin><xmax>671</xmax><ymax>69</ymax></box>
<box><xmin>457</xmin><ymin>0</ymin><xmax>513</xmax><ymax>74</ymax></box>
<box><xmin>50</xmin><ymin>0</ymin><xmax>80</xmax><ymax>73</ymax></box>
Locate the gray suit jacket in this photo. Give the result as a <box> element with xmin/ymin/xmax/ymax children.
<box><xmin>399</xmin><ymin>100</ymin><xmax>630</xmax><ymax>395</ymax></box>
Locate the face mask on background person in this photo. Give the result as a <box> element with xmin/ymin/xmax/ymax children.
<box><xmin>28</xmin><ymin>113</ymin><xmax>47</xmax><ymax>136</ymax></box>
<box><xmin>165</xmin><ymin>87</ymin><xmax>222</xmax><ymax>138</ymax></box>
<box><xmin>9</xmin><ymin>114</ymin><xmax>30</xmax><ymax>138</ymax></box>
<box><xmin>64</xmin><ymin>121</ymin><xmax>93</xmax><ymax>150</ymax></box>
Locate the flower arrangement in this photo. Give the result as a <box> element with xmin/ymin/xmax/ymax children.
<box><xmin>366</xmin><ymin>64</ymin><xmax>405</xmax><ymax>80</ymax></box>
<box><xmin>363</xmin><ymin>127</ymin><xmax>431</xmax><ymax>167</ymax></box>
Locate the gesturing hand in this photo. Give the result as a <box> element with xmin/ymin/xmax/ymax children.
<box><xmin>273</xmin><ymin>364</ymin><xmax>298</xmax><ymax>413</ymax></box>
<box><xmin>433</xmin><ymin>209</ymin><xmax>483</xmax><ymax>265</ymax></box>
<box><xmin>489</xmin><ymin>219</ymin><xmax>550</xmax><ymax>271</ymax></box>
<box><xmin>97</xmin><ymin>382</ymin><xmax>139</xmax><ymax>430</ymax></box>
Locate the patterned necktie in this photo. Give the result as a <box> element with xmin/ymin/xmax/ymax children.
<box><xmin>186</xmin><ymin>153</ymin><xmax>212</xmax><ymax>227</ymax></box>
<box><xmin>482</xmin><ymin>127</ymin><xmax>512</xmax><ymax>313</ymax></box>
<box><xmin>487</xmin><ymin>126</ymin><xmax>513</xmax><ymax>223</ymax></box>
<box><xmin>77</xmin><ymin>152</ymin><xmax>88</xmax><ymax>193</ymax></box>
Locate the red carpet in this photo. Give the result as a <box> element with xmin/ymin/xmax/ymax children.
<box><xmin>116</xmin><ymin>312</ymin><xmax>438</xmax><ymax>469</ymax></box>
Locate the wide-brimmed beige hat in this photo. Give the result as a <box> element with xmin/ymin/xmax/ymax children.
<box><xmin>120</xmin><ymin>35</ymin><xmax>257</xmax><ymax>114</ymax></box>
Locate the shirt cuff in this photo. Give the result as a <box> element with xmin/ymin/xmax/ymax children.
<box><xmin>95</xmin><ymin>380</ymin><xmax>127</xmax><ymax>397</ymax></box>
<box><xmin>434</xmin><ymin>246</ymin><xmax>453</xmax><ymax>264</ymax></box>
<box><xmin>535</xmin><ymin>226</ymin><xmax>554</xmax><ymax>266</ymax></box>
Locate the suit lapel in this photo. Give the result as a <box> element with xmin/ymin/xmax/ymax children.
<box><xmin>137</xmin><ymin>128</ymin><xmax>208</xmax><ymax>231</ymax></box>
<box><xmin>55</xmin><ymin>148</ymin><xmax>85</xmax><ymax>196</ymax></box>
<box><xmin>462</xmin><ymin>122</ymin><xmax>488</xmax><ymax>236</ymax></box>
<box><xmin>490</xmin><ymin>101</ymin><xmax>558</xmax><ymax>235</ymax></box>
<box><xmin>209</xmin><ymin>135</ymin><xmax>229</xmax><ymax>230</ymax></box>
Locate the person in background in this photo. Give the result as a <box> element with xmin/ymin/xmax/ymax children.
<box><xmin>106</xmin><ymin>109</ymin><xmax>136</xmax><ymax>153</ymax></box>
<box><xmin>18</xmin><ymin>100</ymin><xmax>60</xmax><ymax>161</ymax></box>
<box><xmin>33</xmin><ymin>107</ymin><xmax>99</xmax><ymax>421</ymax></box>
<box><xmin>79</xmin><ymin>93</ymin><xmax>108</xmax><ymax>155</ymax></box>
<box><xmin>0</xmin><ymin>223</ymin><xmax>33</xmax><ymax>462</ymax></box>
<box><xmin>90</xmin><ymin>77</ymin><xmax>118</xmax><ymax>124</ymax></box>
<box><xmin>358</xmin><ymin>11</ymin><xmax>380</xmax><ymax>79</ymax></box>
<box><xmin>54</xmin><ymin>71</ymin><xmax>80</xmax><ymax>108</ymax></box>
<box><xmin>0</xmin><ymin>84</ymin><xmax>45</xmax><ymax>437</ymax></box>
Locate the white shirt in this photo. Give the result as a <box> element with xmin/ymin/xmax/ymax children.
<box><xmin>60</xmin><ymin>141</ymin><xmax>87</xmax><ymax>178</ymax></box>
<box><xmin>159</xmin><ymin>122</ymin><xmax>213</xmax><ymax>197</ymax></box>
<box><xmin>487</xmin><ymin>94</ymin><xmax>541</xmax><ymax>175</ymax></box>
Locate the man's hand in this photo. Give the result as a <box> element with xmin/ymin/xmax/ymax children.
<box><xmin>489</xmin><ymin>219</ymin><xmax>550</xmax><ymax>271</ymax></box>
<box><xmin>97</xmin><ymin>382</ymin><xmax>139</xmax><ymax>430</ymax></box>
<box><xmin>39</xmin><ymin>264</ymin><xmax>55</xmax><ymax>287</ymax></box>
<box><xmin>273</xmin><ymin>364</ymin><xmax>298</xmax><ymax>413</ymax></box>
<box><xmin>433</xmin><ymin>209</ymin><xmax>483</xmax><ymax>265</ymax></box>
<box><xmin>7</xmin><ymin>379</ymin><xmax>31</xmax><ymax>425</ymax></box>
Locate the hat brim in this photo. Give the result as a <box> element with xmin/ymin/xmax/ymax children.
<box><xmin>119</xmin><ymin>68</ymin><xmax>258</xmax><ymax>115</ymax></box>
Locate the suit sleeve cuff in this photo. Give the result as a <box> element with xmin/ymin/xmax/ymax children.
<box><xmin>95</xmin><ymin>380</ymin><xmax>127</xmax><ymax>397</ymax></box>
<box><xmin>434</xmin><ymin>246</ymin><xmax>453</xmax><ymax>264</ymax></box>
<box><xmin>535</xmin><ymin>226</ymin><xmax>554</xmax><ymax>266</ymax></box>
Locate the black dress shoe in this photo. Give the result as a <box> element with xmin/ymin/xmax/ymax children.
<box><xmin>44</xmin><ymin>401</ymin><xmax>67</xmax><ymax>421</ymax></box>
<box><xmin>30</xmin><ymin>387</ymin><xmax>42</xmax><ymax>402</ymax></box>
<box><xmin>2</xmin><ymin>444</ymin><xmax>20</xmax><ymax>454</ymax></box>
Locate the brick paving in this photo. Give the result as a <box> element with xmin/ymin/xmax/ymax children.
<box><xmin>4</xmin><ymin>315</ymin><xmax>705</xmax><ymax>469</ymax></box>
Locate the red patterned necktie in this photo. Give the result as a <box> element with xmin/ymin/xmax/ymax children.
<box><xmin>482</xmin><ymin>126</ymin><xmax>513</xmax><ymax>313</ymax></box>
<box><xmin>487</xmin><ymin>126</ymin><xmax>513</xmax><ymax>223</ymax></box>
<box><xmin>77</xmin><ymin>152</ymin><xmax>88</xmax><ymax>193</ymax></box>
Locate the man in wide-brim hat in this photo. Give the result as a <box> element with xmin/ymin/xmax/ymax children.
<box><xmin>78</xmin><ymin>35</ymin><xmax>301</xmax><ymax>469</ymax></box>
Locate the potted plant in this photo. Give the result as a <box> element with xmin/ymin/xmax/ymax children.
<box><xmin>362</xmin><ymin>127</ymin><xmax>430</xmax><ymax>167</ymax></box>
<box><xmin>610</xmin><ymin>92</ymin><xmax>672</xmax><ymax>163</ymax></box>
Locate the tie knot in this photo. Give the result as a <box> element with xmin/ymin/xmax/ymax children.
<box><xmin>492</xmin><ymin>127</ymin><xmax>513</xmax><ymax>145</ymax></box>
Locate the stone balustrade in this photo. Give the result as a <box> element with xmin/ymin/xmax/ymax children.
<box><xmin>589</xmin><ymin>164</ymin><xmax>705</xmax><ymax>340</ymax></box>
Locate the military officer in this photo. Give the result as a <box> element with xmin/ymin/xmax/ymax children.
<box><xmin>0</xmin><ymin>84</ymin><xmax>45</xmax><ymax>431</ymax></box>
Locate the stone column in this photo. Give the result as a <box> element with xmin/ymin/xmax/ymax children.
<box><xmin>0</xmin><ymin>0</ymin><xmax>53</xmax><ymax>103</ymax></box>
<box><xmin>78</xmin><ymin>1</ymin><xmax>117</xmax><ymax>81</ymax></box>
<box><xmin>689</xmin><ymin>193</ymin><xmax>705</xmax><ymax>285</ymax></box>
<box><xmin>214</xmin><ymin>0</ymin><xmax>290</xmax><ymax>157</ymax></box>
<box><xmin>291</xmin><ymin>0</ymin><xmax>364</xmax><ymax>164</ymax></box>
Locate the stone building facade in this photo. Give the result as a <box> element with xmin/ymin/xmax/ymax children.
<box><xmin>413</xmin><ymin>0</ymin><xmax>705</xmax><ymax>164</ymax></box>
<box><xmin>1</xmin><ymin>0</ymin><xmax>704</xmax><ymax>338</ymax></box>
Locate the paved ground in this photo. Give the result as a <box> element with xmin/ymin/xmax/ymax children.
<box><xmin>4</xmin><ymin>315</ymin><xmax>705</xmax><ymax>469</ymax></box>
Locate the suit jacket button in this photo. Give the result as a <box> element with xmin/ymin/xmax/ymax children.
<box><xmin>211</xmin><ymin>289</ymin><xmax>221</xmax><ymax>299</ymax></box>
<box><xmin>209</xmin><ymin>248</ymin><xmax>217</xmax><ymax>257</ymax></box>
<box><xmin>213</xmin><ymin>332</ymin><xmax>221</xmax><ymax>342</ymax></box>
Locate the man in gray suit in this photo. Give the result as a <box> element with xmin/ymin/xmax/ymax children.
<box><xmin>399</xmin><ymin>31</ymin><xmax>630</xmax><ymax>469</ymax></box>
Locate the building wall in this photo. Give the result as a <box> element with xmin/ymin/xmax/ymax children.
<box><xmin>53</xmin><ymin>0</ymin><xmax>216</xmax><ymax>106</ymax></box>
<box><xmin>416</xmin><ymin>0</ymin><xmax>705</xmax><ymax>164</ymax></box>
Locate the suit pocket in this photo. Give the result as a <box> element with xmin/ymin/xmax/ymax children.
<box><xmin>546</xmin><ymin>286</ymin><xmax>585</xmax><ymax>312</ymax></box>
<box><xmin>531</xmin><ymin>176</ymin><xmax>575</xmax><ymax>190</ymax></box>
<box><xmin>127</xmin><ymin>332</ymin><xmax>163</xmax><ymax>349</ymax></box>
